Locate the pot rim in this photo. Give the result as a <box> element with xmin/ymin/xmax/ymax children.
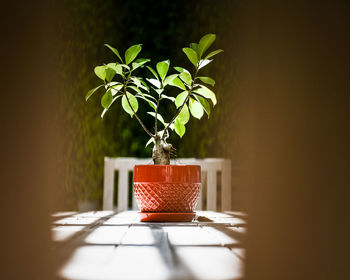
<box><xmin>134</xmin><ymin>164</ymin><xmax>201</xmax><ymax>183</ymax></box>
<box><xmin>134</xmin><ymin>164</ymin><xmax>201</xmax><ymax>167</ymax></box>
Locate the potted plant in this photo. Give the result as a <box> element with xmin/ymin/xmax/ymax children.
<box><xmin>86</xmin><ymin>34</ymin><xmax>222</xmax><ymax>221</ymax></box>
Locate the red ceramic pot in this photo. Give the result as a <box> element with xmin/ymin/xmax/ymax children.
<box><xmin>133</xmin><ymin>165</ymin><xmax>201</xmax><ymax>222</ymax></box>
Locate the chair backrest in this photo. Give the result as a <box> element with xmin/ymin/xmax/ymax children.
<box><xmin>103</xmin><ymin>157</ymin><xmax>232</xmax><ymax>212</ymax></box>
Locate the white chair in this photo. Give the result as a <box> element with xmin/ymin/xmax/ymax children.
<box><xmin>103</xmin><ymin>157</ymin><xmax>232</xmax><ymax>211</ymax></box>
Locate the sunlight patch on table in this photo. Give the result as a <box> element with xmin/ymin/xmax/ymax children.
<box><xmin>121</xmin><ymin>226</ymin><xmax>157</xmax><ymax>245</ymax></box>
<box><xmin>52</xmin><ymin>226</ymin><xmax>85</xmax><ymax>242</ymax></box>
<box><xmin>59</xmin><ymin>246</ymin><xmax>115</xmax><ymax>280</ymax></box>
<box><xmin>84</xmin><ymin>226</ymin><xmax>128</xmax><ymax>245</ymax></box>
<box><xmin>164</xmin><ymin>226</ymin><xmax>221</xmax><ymax>246</ymax></box>
<box><xmin>175</xmin><ymin>246</ymin><xmax>243</xmax><ymax>280</ymax></box>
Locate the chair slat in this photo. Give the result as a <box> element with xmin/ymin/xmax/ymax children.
<box><xmin>117</xmin><ymin>166</ymin><xmax>128</xmax><ymax>212</ymax></box>
<box><xmin>103</xmin><ymin>159</ymin><xmax>115</xmax><ymax>210</ymax></box>
<box><xmin>206</xmin><ymin>169</ymin><xmax>217</xmax><ymax>211</ymax></box>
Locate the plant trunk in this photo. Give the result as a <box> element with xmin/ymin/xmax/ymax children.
<box><xmin>152</xmin><ymin>136</ymin><xmax>172</xmax><ymax>165</ymax></box>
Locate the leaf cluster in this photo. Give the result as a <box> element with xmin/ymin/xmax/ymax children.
<box><xmin>85</xmin><ymin>34</ymin><xmax>223</xmax><ymax>147</ymax></box>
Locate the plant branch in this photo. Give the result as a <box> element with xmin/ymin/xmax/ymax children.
<box><xmin>154</xmin><ymin>95</ymin><xmax>161</xmax><ymax>135</ymax></box>
<box><xmin>123</xmin><ymin>71</ymin><xmax>155</xmax><ymax>138</ymax></box>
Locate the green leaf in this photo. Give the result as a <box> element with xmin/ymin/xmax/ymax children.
<box><xmin>156</xmin><ymin>60</ymin><xmax>170</xmax><ymax>80</ymax></box>
<box><xmin>174</xmin><ymin>66</ymin><xmax>190</xmax><ymax>74</ymax></box>
<box><xmin>163</xmin><ymin>74</ymin><xmax>178</xmax><ymax>86</ymax></box>
<box><xmin>122</xmin><ymin>92</ymin><xmax>139</xmax><ymax>117</ymax></box>
<box><xmin>204</xmin><ymin>49</ymin><xmax>223</xmax><ymax>60</ymax></box>
<box><xmin>125</xmin><ymin>44</ymin><xmax>142</xmax><ymax>65</ymax></box>
<box><xmin>101</xmin><ymin>89</ymin><xmax>113</xmax><ymax>109</ymax></box>
<box><xmin>94</xmin><ymin>66</ymin><xmax>106</xmax><ymax>80</ymax></box>
<box><xmin>189</xmin><ymin>97</ymin><xmax>204</xmax><ymax>119</ymax></box>
<box><xmin>175</xmin><ymin>91</ymin><xmax>188</xmax><ymax>108</ymax></box>
<box><xmin>145</xmin><ymin>137</ymin><xmax>155</xmax><ymax>148</ymax></box>
<box><xmin>85</xmin><ymin>85</ymin><xmax>103</xmax><ymax>101</ymax></box>
<box><xmin>194</xmin><ymin>85</ymin><xmax>217</xmax><ymax>105</ymax></box>
<box><xmin>195</xmin><ymin>95</ymin><xmax>211</xmax><ymax>117</ymax></box>
<box><xmin>104</xmin><ymin>44</ymin><xmax>123</xmax><ymax>62</ymax></box>
<box><xmin>146</xmin><ymin>66</ymin><xmax>159</xmax><ymax>80</ymax></box>
<box><xmin>197</xmin><ymin>76</ymin><xmax>215</xmax><ymax>86</ymax></box>
<box><xmin>179</xmin><ymin>72</ymin><xmax>192</xmax><ymax>85</ymax></box>
<box><xmin>198</xmin><ymin>59</ymin><xmax>213</xmax><ymax>69</ymax></box>
<box><xmin>177</xmin><ymin>103</ymin><xmax>190</xmax><ymax>124</ymax></box>
<box><xmin>132</xmin><ymin>58</ymin><xmax>150</xmax><ymax>70</ymax></box>
<box><xmin>146</xmin><ymin>78</ymin><xmax>161</xmax><ymax>89</ymax></box>
<box><xmin>190</xmin><ymin>43</ymin><xmax>200</xmax><ymax>58</ymax></box>
<box><xmin>198</xmin><ymin>34</ymin><xmax>216</xmax><ymax>56</ymax></box>
<box><xmin>168</xmin><ymin>77</ymin><xmax>186</xmax><ymax>90</ymax></box>
<box><xmin>183</xmin><ymin>47</ymin><xmax>198</xmax><ymax>67</ymax></box>
<box><xmin>147</xmin><ymin>112</ymin><xmax>166</xmax><ymax>126</ymax></box>
<box><xmin>105</xmin><ymin>67</ymin><xmax>116</xmax><ymax>82</ymax></box>
<box><xmin>174</xmin><ymin>119</ymin><xmax>186</xmax><ymax>138</ymax></box>
<box><xmin>106</xmin><ymin>63</ymin><xmax>123</xmax><ymax>75</ymax></box>
<box><xmin>101</xmin><ymin>95</ymin><xmax>122</xmax><ymax>118</ymax></box>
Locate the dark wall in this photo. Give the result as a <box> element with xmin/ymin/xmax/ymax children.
<box><xmin>240</xmin><ymin>2</ymin><xmax>350</xmax><ymax>280</ymax></box>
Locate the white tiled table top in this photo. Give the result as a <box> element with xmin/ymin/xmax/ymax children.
<box><xmin>52</xmin><ymin>210</ymin><xmax>246</xmax><ymax>280</ymax></box>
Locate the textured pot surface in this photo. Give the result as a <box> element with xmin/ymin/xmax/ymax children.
<box><xmin>134</xmin><ymin>165</ymin><xmax>201</xmax><ymax>213</ymax></box>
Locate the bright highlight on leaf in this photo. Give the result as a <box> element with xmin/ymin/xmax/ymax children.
<box><xmin>198</xmin><ymin>59</ymin><xmax>213</xmax><ymax>69</ymax></box>
<box><xmin>189</xmin><ymin>97</ymin><xmax>204</xmax><ymax>119</ymax></box>
<box><xmin>146</xmin><ymin>78</ymin><xmax>161</xmax><ymax>89</ymax></box>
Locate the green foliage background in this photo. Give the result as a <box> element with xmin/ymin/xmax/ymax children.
<box><xmin>56</xmin><ymin>0</ymin><xmax>241</xmax><ymax>210</ymax></box>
